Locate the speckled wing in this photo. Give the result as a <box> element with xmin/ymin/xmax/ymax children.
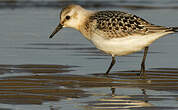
<box><xmin>88</xmin><ymin>11</ymin><xmax>170</xmax><ymax>39</ymax></box>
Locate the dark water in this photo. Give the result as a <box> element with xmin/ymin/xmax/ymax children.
<box><xmin>0</xmin><ymin>1</ymin><xmax>178</xmax><ymax>110</ymax></box>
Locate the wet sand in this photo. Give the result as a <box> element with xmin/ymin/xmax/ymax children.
<box><xmin>0</xmin><ymin>64</ymin><xmax>177</xmax><ymax>109</ymax></box>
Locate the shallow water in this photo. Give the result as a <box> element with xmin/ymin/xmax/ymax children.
<box><xmin>0</xmin><ymin>1</ymin><xmax>178</xmax><ymax>110</ymax></box>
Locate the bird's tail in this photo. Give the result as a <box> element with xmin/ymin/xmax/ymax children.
<box><xmin>169</xmin><ymin>27</ymin><xmax>178</xmax><ymax>32</ymax></box>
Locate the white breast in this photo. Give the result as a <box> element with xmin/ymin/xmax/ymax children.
<box><xmin>90</xmin><ymin>32</ymin><xmax>171</xmax><ymax>56</ymax></box>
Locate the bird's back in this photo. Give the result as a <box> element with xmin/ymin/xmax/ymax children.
<box><xmin>83</xmin><ymin>10</ymin><xmax>173</xmax><ymax>39</ymax></box>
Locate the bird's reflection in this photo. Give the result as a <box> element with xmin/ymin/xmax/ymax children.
<box><xmin>111</xmin><ymin>87</ymin><xmax>149</xmax><ymax>103</ymax></box>
<box><xmin>141</xmin><ymin>88</ymin><xmax>149</xmax><ymax>103</ymax></box>
<box><xmin>84</xmin><ymin>88</ymin><xmax>152</xmax><ymax>110</ymax></box>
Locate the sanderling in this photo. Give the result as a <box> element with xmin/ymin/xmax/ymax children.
<box><xmin>49</xmin><ymin>4</ymin><xmax>178</xmax><ymax>78</ymax></box>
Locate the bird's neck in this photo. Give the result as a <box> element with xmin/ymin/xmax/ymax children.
<box><xmin>77</xmin><ymin>10</ymin><xmax>95</xmax><ymax>40</ymax></box>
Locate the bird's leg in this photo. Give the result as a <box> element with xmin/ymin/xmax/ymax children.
<box><xmin>106</xmin><ymin>56</ymin><xmax>116</xmax><ymax>75</ymax></box>
<box><xmin>139</xmin><ymin>46</ymin><xmax>149</xmax><ymax>78</ymax></box>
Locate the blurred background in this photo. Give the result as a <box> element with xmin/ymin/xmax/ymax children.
<box><xmin>1</xmin><ymin>0</ymin><xmax>178</xmax><ymax>8</ymax></box>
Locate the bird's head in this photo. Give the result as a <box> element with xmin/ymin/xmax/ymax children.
<box><xmin>49</xmin><ymin>4</ymin><xmax>88</xmax><ymax>38</ymax></box>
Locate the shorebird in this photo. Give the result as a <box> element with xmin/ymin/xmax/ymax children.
<box><xmin>49</xmin><ymin>4</ymin><xmax>178</xmax><ymax>78</ymax></box>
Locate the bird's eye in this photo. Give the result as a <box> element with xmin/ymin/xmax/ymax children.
<box><xmin>65</xmin><ymin>16</ymin><xmax>70</xmax><ymax>20</ymax></box>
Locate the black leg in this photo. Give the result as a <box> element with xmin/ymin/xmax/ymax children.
<box><xmin>140</xmin><ymin>46</ymin><xmax>149</xmax><ymax>78</ymax></box>
<box><xmin>106</xmin><ymin>56</ymin><xmax>116</xmax><ymax>75</ymax></box>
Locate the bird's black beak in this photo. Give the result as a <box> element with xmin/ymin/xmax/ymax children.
<box><xmin>49</xmin><ymin>23</ymin><xmax>63</xmax><ymax>39</ymax></box>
